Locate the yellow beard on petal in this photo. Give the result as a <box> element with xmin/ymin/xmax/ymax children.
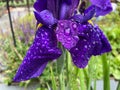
<box><xmin>37</xmin><ymin>23</ymin><xmax>43</xmax><ymax>29</ymax></box>
<box><xmin>88</xmin><ymin>20</ymin><xmax>94</xmax><ymax>26</ymax></box>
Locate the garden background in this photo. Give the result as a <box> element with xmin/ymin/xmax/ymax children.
<box><xmin>0</xmin><ymin>0</ymin><xmax>120</xmax><ymax>90</ymax></box>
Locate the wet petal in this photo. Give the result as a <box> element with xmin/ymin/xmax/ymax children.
<box><xmin>34</xmin><ymin>10</ymin><xmax>57</xmax><ymax>26</ymax></box>
<box><xmin>70</xmin><ymin>24</ymin><xmax>111</xmax><ymax>68</ymax></box>
<box><xmin>93</xmin><ymin>26</ymin><xmax>112</xmax><ymax>55</ymax></box>
<box><xmin>13</xmin><ymin>26</ymin><xmax>62</xmax><ymax>82</ymax></box>
<box><xmin>84</xmin><ymin>5</ymin><xmax>95</xmax><ymax>19</ymax></box>
<box><xmin>34</xmin><ymin>0</ymin><xmax>79</xmax><ymax>19</ymax></box>
<box><xmin>56</xmin><ymin>20</ymin><xmax>79</xmax><ymax>50</ymax></box>
<box><xmin>72</xmin><ymin>5</ymin><xmax>95</xmax><ymax>23</ymax></box>
<box><xmin>90</xmin><ymin>0</ymin><xmax>112</xmax><ymax>16</ymax></box>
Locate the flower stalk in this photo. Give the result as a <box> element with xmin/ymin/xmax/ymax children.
<box><xmin>102</xmin><ymin>54</ymin><xmax>110</xmax><ymax>90</ymax></box>
<box><xmin>79</xmin><ymin>69</ymin><xmax>86</xmax><ymax>90</ymax></box>
<box><xmin>50</xmin><ymin>66</ymin><xmax>57</xmax><ymax>90</ymax></box>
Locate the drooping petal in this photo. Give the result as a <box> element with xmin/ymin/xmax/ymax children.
<box><xmin>90</xmin><ymin>0</ymin><xmax>112</xmax><ymax>16</ymax></box>
<box><xmin>13</xmin><ymin>26</ymin><xmax>62</xmax><ymax>82</ymax></box>
<box><xmin>34</xmin><ymin>10</ymin><xmax>57</xmax><ymax>26</ymax></box>
<box><xmin>56</xmin><ymin>20</ymin><xmax>79</xmax><ymax>50</ymax></box>
<box><xmin>70</xmin><ymin>23</ymin><xmax>111</xmax><ymax>68</ymax></box>
<box><xmin>93</xmin><ymin>25</ymin><xmax>112</xmax><ymax>55</ymax></box>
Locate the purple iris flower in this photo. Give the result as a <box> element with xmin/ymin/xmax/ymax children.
<box><xmin>13</xmin><ymin>0</ymin><xmax>112</xmax><ymax>82</ymax></box>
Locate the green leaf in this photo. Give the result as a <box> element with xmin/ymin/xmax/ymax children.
<box><xmin>117</xmin><ymin>81</ymin><xmax>120</xmax><ymax>90</ymax></box>
<box><xmin>57</xmin><ymin>44</ymin><xmax>65</xmax><ymax>74</ymax></box>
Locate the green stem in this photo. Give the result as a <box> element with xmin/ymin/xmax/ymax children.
<box><xmin>75</xmin><ymin>68</ymin><xmax>79</xmax><ymax>76</ymax></box>
<box><xmin>93</xmin><ymin>79</ymin><xmax>96</xmax><ymax>90</ymax></box>
<box><xmin>83</xmin><ymin>69</ymin><xmax>90</xmax><ymax>90</ymax></box>
<box><xmin>117</xmin><ymin>81</ymin><xmax>120</xmax><ymax>90</ymax></box>
<box><xmin>59</xmin><ymin>73</ymin><xmax>65</xmax><ymax>90</ymax></box>
<box><xmin>66</xmin><ymin>51</ymin><xmax>69</xmax><ymax>82</ymax></box>
<box><xmin>88</xmin><ymin>78</ymin><xmax>92</xmax><ymax>90</ymax></box>
<box><xmin>102</xmin><ymin>54</ymin><xmax>110</xmax><ymax>90</ymax></box>
<box><xmin>50</xmin><ymin>66</ymin><xmax>57</xmax><ymax>90</ymax></box>
<box><xmin>79</xmin><ymin>69</ymin><xmax>86</xmax><ymax>90</ymax></box>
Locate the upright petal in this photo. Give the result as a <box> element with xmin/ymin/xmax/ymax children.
<box><xmin>90</xmin><ymin>0</ymin><xmax>112</xmax><ymax>16</ymax></box>
<box><xmin>60</xmin><ymin>0</ymin><xmax>80</xmax><ymax>19</ymax></box>
<box><xmin>72</xmin><ymin>5</ymin><xmax>95</xmax><ymax>23</ymax></box>
<box><xmin>34</xmin><ymin>0</ymin><xmax>79</xmax><ymax>19</ymax></box>
<box><xmin>13</xmin><ymin>26</ymin><xmax>62</xmax><ymax>82</ymax></box>
<box><xmin>47</xmin><ymin>0</ymin><xmax>63</xmax><ymax>18</ymax></box>
<box><xmin>70</xmin><ymin>24</ymin><xmax>111</xmax><ymax>68</ymax></box>
<box><xmin>34</xmin><ymin>0</ymin><xmax>47</xmax><ymax>12</ymax></box>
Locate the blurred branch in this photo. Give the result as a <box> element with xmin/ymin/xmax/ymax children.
<box><xmin>6</xmin><ymin>0</ymin><xmax>17</xmax><ymax>47</ymax></box>
<box><xmin>13</xmin><ymin>47</ymin><xmax>23</xmax><ymax>61</ymax></box>
<box><xmin>26</xmin><ymin>0</ymin><xmax>30</xmax><ymax>15</ymax></box>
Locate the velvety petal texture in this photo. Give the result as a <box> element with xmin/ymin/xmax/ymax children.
<box><xmin>33</xmin><ymin>0</ymin><xmax>47</xmax><ymax>12</ymax></box>
<box><xmin>90</xmin><ymin>0</ymin><xmax>112</xmax><ymax>16</ymax></box>
<box><xmin>34</xmin><ymin>0</ymin><xmax>79</xmax><ymax>19</ymax></box>
<box><xmin>72</xmin><ymin>5</ymin><xmax>95</xmax><ymax>23</ymax></box>
<box><xmin>56</xmin><ymin>20</ymin><xmax>79</xmax><ymax>50</ymax></box>
<box><xmin>13</xmin><ymin>26</ymin><xmax>62</xmax><ymax>82</ymax></box>
<box><xmin>34</xmin><ymin>10</ymin><xmax>57</xmax><ymax>26</ymax></box>
<box><xmin>93</xmin><ymin>26</ymin><xmax>112</xmax><ymax>55</ymax></box>
<box><xmin>70</xmin><ymin>24</ymin><xmax>111</xmax><ymax>68</ymax></box>
<box><xmin>60</xmin><ymin>0</ymin><xmax>80</xmax><ymax>19</ymax></box>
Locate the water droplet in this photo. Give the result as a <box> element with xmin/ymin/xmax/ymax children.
<box><xmin>75</xmin><ymin>48</ymin><xmax>79</xmax><ymax>50</ymax></box>
<box><xmin>36</xmin><ymin>47</ymin><xmax>39</xmax><ymax>50</ymax></box>
<box><xmin>89</xmin><ymin>45</ymin><xmax>91</xmax><ymax>48</ymax></box>
<box><xmin>24</xmin><ymin>61</ymin><xmax>26</xmax><ymax>64</ymax></box>
<box><xmin>44</xmin><ymin>32</ymin><xmax>48</xmax><ymax>36</ymax></box>
<box><xmin>64</xmin><ymin>28</ymin><xmax>71</xmax><ymax>35</ymax></box>
<box><xmin>83</xmin><ymin>39</ymin><xmax>87</xmax><ymax>42</ymax></box>
<box><xmin>28</xmin><ymin>57</ymin><xmax>30</xmax><ymax>60</ymax></box>
<box><xmin>84</xmin><ymin>45</ymin><xmax>87</xmax><ymax>48</ymax></box>
<box><xmin>60</xmin><ymin>23</ymin><xmax>64</xmax><ymax>26</ymax></box>
<box><xmin>73</xmin><ymin>24</ymin><xmax>77</xmax><ymax>28</ymax></box>
<box><xmin>37</xmin><ymin>43</ymin><xmax>40</xmax><ymax>46</ymax></box>
<box><xmin>34</xmin><ymin>52</ymin><xmax>36</xmax><ymax>55</ymax></box>
<box><xmin>74</xmin><ymin>60</ymin><xmax>76</xmax><ymax>63</ymax></box>
<box><xmin>67</xmin><ymin>38</ymin><xmax>71</xmax><ymax>41</ymax></box>
<box><xmin>93</xmin><ymin>41</ymin><xmax>96</xmax><ymax>44</ymax></box>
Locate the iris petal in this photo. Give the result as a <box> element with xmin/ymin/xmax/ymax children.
<box><xmin>34</xmin><ymin>10</ymin><xmax>57</xmax><ymax>26</ymax></box>
<box><xmin>93</xmin><ymin>26</ymin><xmax>112</xmax><ymax>55</ymax></box>
<box><xmin>90</xmin><ymin>0</ymin><xmax>112</xmax><ymax>16</ymax></box>
<box><xmin>13</xmin><ymin>26</ymin><xmax>62</xmax><ymax>82</ymax></box>
<box><xmin>72</xmin><ymin>5</ymin><xmax>95</xmax><ymax>23</ymax></box>
<box><xmin>34</xmin><ymin>0</ymin><xmax>47</xmax><ymax>12</ymax></box>
<box><xmin>56</xmin><ymin>20</ymin><xmax>79</xmax><ymax>50</ymax></box>
<box><xmin>34</xmin><ymin>0</ymin><xmax>79</xmax><ymax>19</ymax></box>
<box><xmin>60</xmin><ymin>0</ymin><xmax>80</xmax><ymax>19</ymax></box>
<box><xmin>70</xmin><ymin>24</ymin><xmax>111</xmax><ymax>68</ymax></box>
